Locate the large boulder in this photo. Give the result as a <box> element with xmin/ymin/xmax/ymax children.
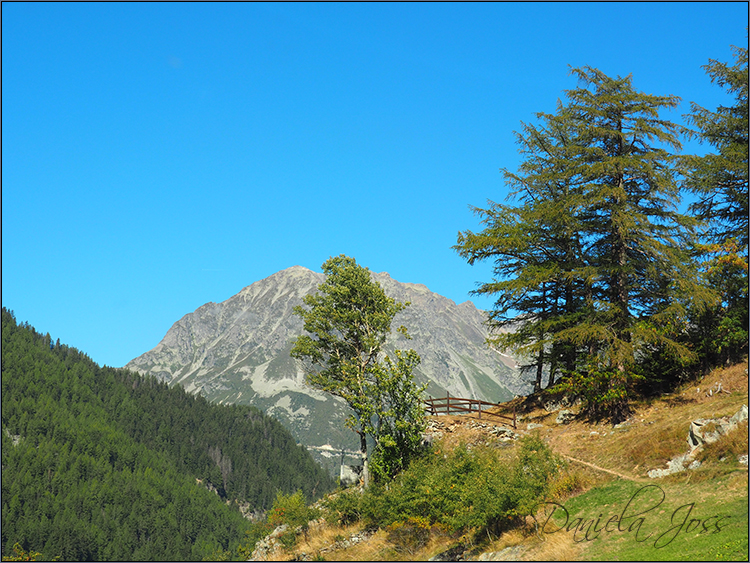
<box><xmin>687</xmin><ymin>404</ymin><xmax>748</xmax><ymax>451</ymax></box>
<box><xmin>649</xmin><ymin>404</ymin><xmax>748</xmax><ymax>479</ymax></box>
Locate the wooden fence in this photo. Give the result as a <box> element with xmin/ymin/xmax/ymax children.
<box><xmin>424</xmin><ymin>394</ymin><xmax>516</xmax><ymax>429</ymax></box>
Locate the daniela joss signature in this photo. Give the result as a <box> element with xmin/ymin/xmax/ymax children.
<box><xmin>534</xmin><ymin>485</ymin><xmax>733</xmax><ymax>548</ymax></box>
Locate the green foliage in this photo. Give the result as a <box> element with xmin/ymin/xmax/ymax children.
<box><xmin>323</xmin><ymin>435</ymin><xmax>563</xmax><ymax>540</ymax></box>
<box><xmin>291</xmin><ymin>255</ymin><xmax>425</xmax><ymax>486</ymax></box>
<box><xmin>554</xmin><ymin>364</ymin><xmax>645</xmax><ymax>422</ymax></box>
<box><xmin>456</xmin><ymin>66</ymin><xmax>714</xmax><ymax>422</ymax></box>
<box><xmin>385</xmin><ymin>515</ymin><xmax>434</xmax><ymax>554</ymax></box>
<box><xmin>682</xmin><ymin>45</ymin><xmax>749</xmax><ymax>370</ymax></box>
<box><xmin>1</xmin><ymin>543</ymin><xmax>48</xmax><ymax>561</ymax></box>
<box><xmin>683</xmin><ymin>45</ymin><xmax>748</xmax><ymax>251</ymax></box>
<box><xmin>261</xmin><ymin>490</ymin><xmax>323</xmax><ymax>550</ymax></box>
<box><xmin>269</xmin><ymin>490</ymin><xmax>320</xmax><ymax>533</ymax></box>
<box><xmin>321</xmin><ymin>489</ymin><xmax>365</xmax><ymax>526</ymax></box>
<box><xmin>1</xmin><ymin>308</ymin><xmax>334</xmax><ymax>561</ymax></box>
<box><xmin>368</xmin><ymin>350</ymin><xmax>427</xmax><ymax>482</ymax></box>
<box><xmin>456</xmin><ymin>108</ymin><xmax>588</xmax><ymax>392</ymax></box>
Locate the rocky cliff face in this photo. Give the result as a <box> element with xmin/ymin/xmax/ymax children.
<box><xmin>126</xmin><ymin>266</ymin><xmax>529</xmax><ymax>470</ymax></box>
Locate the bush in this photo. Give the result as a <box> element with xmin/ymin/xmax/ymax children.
<box><xmin>386</xmin><ymin>516</ymin><xmax>433</xmax><ymax>554</ymax></box>
<box><xmin>324</xmin><ymin>435</ymin><xmax>564</xmax><ymax>540</ymax></box>
<box><xmin>321</xmin><ymin>489</ymin><xmax>365</xmax><ymax>526</ymax></box>
<box><xmin>547</xmin><ymin>469</ymin><xmax>588</xmax><ymax>501</ymax></box>
<box><xmin>267</xmin><ymin>490</ymin><xmax>321</xmax><ymax>547</ymax></box>
<box><xmin>269</xmin><ymin>490</ymin><xmax>319</xmax><ymax>529</ymax></box>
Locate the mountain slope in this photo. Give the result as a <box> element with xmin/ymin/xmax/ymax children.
<box><xmin>126</xmin><ymin>266</ymin><xmax>529</xmax><ymax>467</ymax></box>
<box><xmin>1</xmin><ymin>308</ymin><xmax>334</xmax><ymax>561</ymax></box>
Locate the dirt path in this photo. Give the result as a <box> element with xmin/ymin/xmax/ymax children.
<box><xmin>559</xmin><ymin>453</ymin><xmax>645</xmax><ymax>482</ymax></box>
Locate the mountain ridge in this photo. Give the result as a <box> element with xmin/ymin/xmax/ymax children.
<box><xmin>126</xmin><ymin>265</ymin><xmax>529</xmax><ymax>469</ymax></box>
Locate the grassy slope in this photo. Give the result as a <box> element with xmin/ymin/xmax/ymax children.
<box><xmin>256</xmin><ymin>362</ymin><xmax>748</xmax><ymax>561</ymax></box>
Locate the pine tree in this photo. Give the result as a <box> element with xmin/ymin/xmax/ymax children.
<box><xmin>457</xmin><ymin>67</ymin><xmax>712</xmax><ymax>422</ymax></box>
<box><xmin>682</xmin><ymin>45</ymin><xmax>749</xmax><ymax>367</ymax></box>
<box><xmin>456</xmin><ymin>108</ymin><xmax>588</xmax><ymax>392</ymax></box>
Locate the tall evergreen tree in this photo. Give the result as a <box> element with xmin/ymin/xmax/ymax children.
<box><xmin>684</xmin><ymin>45</ymin><xmax>749</xmax><ymax>250</ymax></box>
<box><xmin>556</xmin><ymin>67</ymin><xmax>712</xmax><ymax>420</ymax></box>
<box><xmin>682</xmin><ymin>45</ymin><xmax>749</xmax><ymax>367</ymax></box>
<box><xmin>457</xmin><ymin>67</ymin><xmax>712</xmax><ymax>422</ymax></box>
<box><xmin>456</xmin><ymin>108</ymin><xmax>587</xmax><ymax>392</ymax></box>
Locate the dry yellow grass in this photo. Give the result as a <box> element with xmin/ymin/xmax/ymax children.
<box><xmin>542</xmin><ymin>362</ymin><xmax>748</xmax><ymax>480</ymax></box>
<box><xmin>321</xmin><ymin>529</ymin><xmax>393</xmax><ymax>561</ymax></box>
<box><xmin>264</xmin><ymin>362</ymin><xmax>748</xmax><ymax>561</ymax></box>
<box><xmin>286</xmin><ymin>520</ymin><xmax>361</xmax><ymax>559</ymax></box>
<box><xmin>522</xmin><ymin>529</ymin><xmax>586</xmax><ymax>561</ymax></box>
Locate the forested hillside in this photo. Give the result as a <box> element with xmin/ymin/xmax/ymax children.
<box><xmin>0</xmin><ymin>308</ymin><xmax>335</xmax><ymax>561</ymax></box>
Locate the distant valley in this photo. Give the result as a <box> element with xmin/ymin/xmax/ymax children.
<box><xmin>126</xmin><ymin>266</ymin><xmax>529</xmax><ymax>470</ymax></box>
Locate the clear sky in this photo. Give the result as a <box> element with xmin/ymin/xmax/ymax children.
<box><xmin>2</xmin><ymin>2</ymin><xmax>747</xmax><ymax>368</ymax></box>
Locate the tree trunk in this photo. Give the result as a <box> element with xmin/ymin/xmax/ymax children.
<box><xmin>359</xmin><ymin>430</ymin><xmax>369</xmax><ymax>488</ymax></box>
<box><xmin>534</xmin><ymin>349</ymin><xmax>544</xmax><ymax>393</ymax></box>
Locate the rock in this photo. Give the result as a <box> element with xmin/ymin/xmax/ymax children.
<box><xmin>556</xmin><ymin>410</ymin><xmax>575</xmax><ymax>424</ymax></box>
<box><xmin>527</xmin><ymin>423</ymin><xmax>543</xmax><ymax>430</ymax></box>
<box><xmin>738</xmin><ymin>455</ymin><xmax>748</xmax><ymax>466</ymax></box>
<box><xmin>648</xmin><ymin>454</ymin><xmax>691</xmax><ymax>478</ymax></box>
<box><xmin>429</xmin><ymin>544</ymin><xmax>466</xmax><ymax>561</ymax></box>
<box><xmin>650</xmin><ymin>405</ymin><xmax>748</xmax><ymax>479</ymax></box>
<box><xmin>688</xmin><ymin>404</ymin><xmax>748</xmax><ymax>451</ymax></box>
<box><xmin>340</xmin><ymin>464</ymin><xmax>363</xmax><ymax>487</ymax></box>
<box><xmin>250</xmin><ymin>525</ymin><xmax>289</xmax><ymax>560</ymax></box>
<box><xmin>688</xmin><ymin>419</ymin><xmax>719</xmax><ymax>449</ymax></box>
<box><xmin>477</xmin><ymin>546</ymin><xmax>526</xmax><ymax>560</ymax></box>
<box><xmin>729</xmin><ymin>404</ymin><xmax>748</xmax><ymax>427</ymax></box>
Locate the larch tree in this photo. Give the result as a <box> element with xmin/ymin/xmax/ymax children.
<box><xmin>682</xmin><ymin>45</ymin><xmax>748</xmax><ymax>367</ymax></box>
<box><xmin>458</xmin><ymin>67</ymin><xmax>712</xmax><ymax>422</ymax></box>
<box><xmin>455</xmin><ymin>108</ymin><xmax>588</xmax><ymax>393</ymax></box>
<box><xmin>556</xmin><ymin>67</ymin><xmax>712</xmax><ymax>420</ymax></box>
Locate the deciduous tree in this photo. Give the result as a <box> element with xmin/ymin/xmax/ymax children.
<box><xmin>291</xmin><ymin>255</ymin><xmax>425</xmax><ymax>486</ymax></box>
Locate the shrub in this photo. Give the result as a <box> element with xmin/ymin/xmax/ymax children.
<box><xmin>267</xmin><ymin>489</ymin><xmax>321</xmax><ymax>547</ymax></box>
<box><xmin>386</xmin><ymin>516</ymin><xmax>432</xmax><ymax>554</ymax></box>
<box><xmin>2</xmin><ymin>543</ymin><xmax>47</xmax><ymax>562</ymax></box>
<box><xmin>327</xmin><ymin>435</ymin><xmax>564</xmax><ymax>540</ymax></box>
<box><xmin>511</xmin><ymin>433</ymin><xmax>565</xmax><ymax>516</ymax></box>
<box><xmin>547</xmin><ymin>469</ymin><xmax>588</xmax><ymax>501</ymax></box>
<box><xmin>269</xmin><ymin>490</ymin><xmax>319</xmax><ymax>529</ymax></box>
<box><xmin>321</xmin><ymin>489</ymin><xmax>364</xmax><ymax>526</ymax></box>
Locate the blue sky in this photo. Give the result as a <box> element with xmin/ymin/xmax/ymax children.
<box><xmin>2</xmin><ymin>2</ymin><xmax>747</xmax><ymax>368</ymax></box>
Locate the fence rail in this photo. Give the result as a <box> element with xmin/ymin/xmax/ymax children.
<box><xmin>424</xmin><ymin>394</ymin><xmax>516</xmax><ymax>429</ymax></box>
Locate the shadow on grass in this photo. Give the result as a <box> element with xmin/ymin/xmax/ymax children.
<box><xmin>662</xmin><ymin>395</ymin><xmax>697</xmax><ymax>407</ymax></box>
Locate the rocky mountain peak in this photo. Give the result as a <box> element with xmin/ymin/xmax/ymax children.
<box><xmin>126</xmin><ymin>266</ymin><xmax>528</xmax><ymax>470</ymax></box>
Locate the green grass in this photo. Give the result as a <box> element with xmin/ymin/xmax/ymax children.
<box><xmin>537</xmin><ymin>474</ymin><xmax>748</xmax><ymax>561</ymax></box>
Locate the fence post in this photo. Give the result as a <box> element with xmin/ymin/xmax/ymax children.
<box><xmin>446</xmin><ymin>393</ymin><xmax>450</xmax><ymax>415</ymax></box>
<box><xmin>513</xmin><ymin>403</ymin><xmax>517</xmax><ymax>429</ymax></box>
<box><xmin>478</xmin><ymin>401</ymin><xmax>482</xmax><ymax>419</ymax></box>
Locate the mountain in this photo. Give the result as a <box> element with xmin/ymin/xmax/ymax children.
<box><xmin>126</xmin><ymin>266</ymin><xmax>529</xmax><ymax>470</ymax></box>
